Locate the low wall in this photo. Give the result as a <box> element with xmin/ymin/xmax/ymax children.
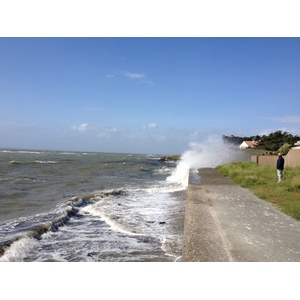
<box><xmin>251</xmin><ymin>148</ymin><xmax>300</xmax><ymax>167</ymax></box>
<box><xmin>285</xmin><ymin>149</ymin><xmax>300</xmax><ymax>167</ymax></box>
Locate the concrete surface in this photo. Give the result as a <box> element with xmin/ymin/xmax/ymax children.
<box><xmin>182</xmin><ymin>168</ymin><xmax>300</xmax><ymax>262</ymax></box>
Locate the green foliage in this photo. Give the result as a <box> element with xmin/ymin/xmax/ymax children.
<box><xmin>216</xmin><ymin>162</ymin><xmax>300</xmax><ymax>220</ymax></box>
<box><xmin>222</xmin><ymin>131</ymin><xmax>299</xmax><ymax>154</ymax></box>
<box><xmin>278</xmin><ymin>143</ymin><xmax>292</xmax><ymax>155</ymax></box>
<box><xmin>222</xmin><ymin>135</ymin><xmax>260</xmax><ymax>147</ymax></box>
<box><xmin>255</xmin><ymin>130</ymin><xmax>299</xmax><ymax>152</ymax></box>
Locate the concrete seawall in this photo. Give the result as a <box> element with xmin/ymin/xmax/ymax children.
<box><xmin>182</xmin><ymin>168</ymin><xmax>300</xmax><ymax>262</ymax></box>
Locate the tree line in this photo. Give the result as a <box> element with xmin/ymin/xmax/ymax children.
<box><xmin>222</xmin><ymin>130</ymin><xmax>300</xmax><ymax>154</ymax></box>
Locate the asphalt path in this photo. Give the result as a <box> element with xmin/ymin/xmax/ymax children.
<box><xmin>182</xmin><ymin>168</ymin><xmax>300</xmax><ymax>262</ymax></box>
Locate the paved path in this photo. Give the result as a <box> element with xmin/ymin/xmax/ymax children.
<box><xmin>182</xmin><ymin>168</ymin><xmax>300</xmax><ymax>262</ymax></box>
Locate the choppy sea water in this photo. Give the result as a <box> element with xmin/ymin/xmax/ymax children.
<box><xmin>0</xmin><ymin>150</ymin><xmax>186</xmax><ymax>262</ymax></box>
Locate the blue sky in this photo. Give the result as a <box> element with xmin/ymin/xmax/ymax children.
<box><xmin>1</xmin><ymin>37</ymin><xmax>300</xmax><ymax>154</ymax></box>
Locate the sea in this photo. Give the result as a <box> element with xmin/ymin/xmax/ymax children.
<box><xmin>0</xmin><ymin>149</ymin><xmax>187</xmax><ymax>262</ymax></box>
<box><xmin>0</xmin><ymin>146</ymin><xmax>281</xmax><ymax>299</ymax></box>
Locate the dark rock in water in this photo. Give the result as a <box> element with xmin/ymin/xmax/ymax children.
<box><xmin>81</xmin><ymin>199</ymin><xmax>88</xmax><ymax>206</ymax></box>
<box><xmin>159</xmin><ymin>155</ymin><xmax>180</xmax><ymax>162</ymax></box>
<box><xmin>51</xmin><ymin>224</ymin><xmax>59</xmax><ymax>232</ymax></box>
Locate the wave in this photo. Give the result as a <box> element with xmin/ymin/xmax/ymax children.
<box><xmin>0</xmin><ymin>187</ymin><xmax>136</xmax><ymax>259</ymax></box>
<box><xmin>82</xmin><ymin>205</ymin><xmax>140</xmax><ymax>236</ymax></box>
<box><xmin>0</xmin><ymin>157</ymin><xmax>185</xmax><ymax>260</ymax></box>
<box><xmin>0</xmin><ymin>236</ymin><xmax>40</xmax><ymax>262</ymax></box>
<box><xmin>8</xmin><ymin>160</ymin><xmax>58</xmax><ymax>165</ymax></box>
<box><xmin>0</xmin><ymin>184</ymin><xmax>185</xmax><ymax>261</ymax></box>
<box><xmin>34</xmin><ymin>160</ymin><xmax>58</xmax><ymax>164</ymax></box>
<box><xmin>17</xmin><ymin>151</ymin><xmax>45</xmax><ymax>154</ymax></box>
<box><xmin>0</xmin><ymin>150</ymin><xmax>45</xmax><ymax>154</ymax></box>
<box><xmin>166</xmin><ymin>137</ymin><xmax>251</xmax><ymax>187</ymax></box>
<box><xmin>8</xmin><ymin>160</ymin><xmax>22</xmax><ymax>165</ymax></box>
<box><xmin>0</xmin><ymin>206</ymin><xmax>79</xmax><ymax>257</ymax></box>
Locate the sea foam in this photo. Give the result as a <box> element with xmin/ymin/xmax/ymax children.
<box><xmin>166</xmin><ymin>136</ymin><xmax>248</xmax><ymax>187</ymax></box>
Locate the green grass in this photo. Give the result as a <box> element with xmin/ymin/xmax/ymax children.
<box><xmin>244</xmin><ymin>148</ymin><xmax>270</xmax><ymax>155</ymax></box>
<box><xmin>216</xmin><ymin>162</ymin><xmax>300</xmax><ymax>220</ymax></box>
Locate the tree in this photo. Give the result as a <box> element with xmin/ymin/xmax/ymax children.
<box><xmin>255</xmin><ymin>130</ymin><xmax>299</xmax><ymax>152</ymax></box>
<box><xmin>278</xmin><ymin>143</ymin><xmax>292</xmax><ymax>155</ymax></box>
<box><xmin>222</xmin><ymin>134</ymin><xmax>260</xmax><ymax>148</ymax></box>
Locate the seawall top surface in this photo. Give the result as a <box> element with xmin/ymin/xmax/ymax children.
<box><xmin>182</xmin><ymin>168</ymin><xmax>300</xmax><ymax>262</ymax></box>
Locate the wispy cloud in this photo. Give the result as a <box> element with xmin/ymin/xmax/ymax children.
<box><xmin>105</xmin><ymin>71</ymin><xmax>154</xmax><ymax>85</ymax></box>
<box><xmin>124</xmin><ymin>72</ymin><xmax>154</xmax><ymax>86</ymax></box>
<box><xmin>105</xmin><ymin>74</ymin><xmax>115</xmax><ymax>79</ymax></box>
<box><xmin>266</xmin><ymin>115</ymin><xmax>300</xmax><ymax>124</ymax></box>
<box><xmin>125</xmin><ymin>72</ymin><xmax>145</xmax><ymax>80</ymax></box>
<box><xmin>139</xmin><ymin>79</ymin><xmax>154</xmax><ymax>86</ymax></box>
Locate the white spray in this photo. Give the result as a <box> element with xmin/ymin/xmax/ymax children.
<box><xmin>166</xmin><ymin>136</ymin><xmax>249</xmax><ymax>187</ymax></box>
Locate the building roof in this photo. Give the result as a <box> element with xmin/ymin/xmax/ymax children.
<box><xmin>243</xmin><ymin>141</ymin><xmax>259</xmax><ymax>147</ymax></box>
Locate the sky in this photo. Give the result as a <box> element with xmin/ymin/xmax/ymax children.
<box><xmin>0</xmin><ymin>0</ymin><xmax>300</xmax><ymax>155</ymax></box>
<box><xmin>1</xmin><ymin>1</ymin><xmax>300</xmax><ymax>294</ymax></box>
<box><xmin>1</xmin><ymin>37</ymin><xmax>299</xmax><ymax>154</ymax></box>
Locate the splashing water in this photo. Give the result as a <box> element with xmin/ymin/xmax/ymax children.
<box><xmin>167</xmin><ymin>137</ymin><xmax>250</xmax><ymax>187</ymax></box>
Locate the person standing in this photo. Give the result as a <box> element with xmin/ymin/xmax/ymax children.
<box><xmin>276</xmin><ymin>153</ymin><xmax>285</xmax><ymax>182</ymax></box>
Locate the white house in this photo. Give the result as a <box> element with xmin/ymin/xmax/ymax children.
<box><xmin>239</xmin><ymin>141</ymin><xmax>258</xmax><ymax>150</ymax></box>
<box><xmin>292</xmin><ymin>141</ymin><xmax>300</xmax><ymax>149</ymax></box>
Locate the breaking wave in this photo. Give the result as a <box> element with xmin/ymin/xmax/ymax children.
<box><xmin>167</xmin><ymin>136</ymin><xmax>250</xmax><ymax>187</ymax></box>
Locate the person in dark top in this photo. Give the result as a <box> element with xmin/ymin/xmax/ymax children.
<box><xmin>276</xmin><ymin>153</ymin><xmax>285</xmax><ymax>182</ymax></box>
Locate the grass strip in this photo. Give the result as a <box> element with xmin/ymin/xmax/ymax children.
<box><xmin>216</xmin><ymin>162</ymin><xmax>300</xmax><ymax>220</ymax></box>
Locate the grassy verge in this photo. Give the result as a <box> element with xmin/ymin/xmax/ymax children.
<box><xmin>216</xmin><ymin>162</ymin><xmax>300</xmax><ymax>220</ymax></box>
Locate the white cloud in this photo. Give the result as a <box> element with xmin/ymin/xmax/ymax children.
<box><xmin>71</xmin><ymin>123</ymin><xmax>91</xmax><ymax>132</ymax></box>
<box><xmin>79</xmin><ymin>123</ymin><xmax>90</xmax><ymax>132</ymax></box>
<box><xmin>71</xmin><ymin>123</ymin><xmax>119</xmax><ymax>137</ymax></box>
